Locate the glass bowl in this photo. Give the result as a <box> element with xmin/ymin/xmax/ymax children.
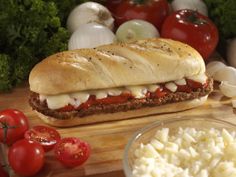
<box><xmin>123</xmin><ymin>116</ymin><xmax>236</xmax><ymax>177</ymax></box>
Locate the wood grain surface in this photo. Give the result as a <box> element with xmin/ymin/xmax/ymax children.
<box><xmin>1</xmin><ymin>83</ymin><xmax>236</xmax><ymax>177</ymax></box>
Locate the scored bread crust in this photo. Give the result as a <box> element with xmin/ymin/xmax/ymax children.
<box><xmin>35</xmin><ymin>96</ymin><xmax>208</xmax><ymax>127</ymax></box>
<box><xmin>29</xmin><ymin>38</ymin><xmax>205</xmax><ymax>95</ymax></box>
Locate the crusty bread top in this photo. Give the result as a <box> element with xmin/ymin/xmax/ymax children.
<box><xmin>29</xmin><ymin>38</ymin><xmax>205</xmax><ymax>95</ymax></box>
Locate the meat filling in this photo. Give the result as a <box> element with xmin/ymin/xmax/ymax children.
<box><xmin>29</xmin><ymin>79</ymin><xmax>213</xmax><ymax>120</ymax></box>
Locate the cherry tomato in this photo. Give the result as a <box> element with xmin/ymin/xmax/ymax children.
<box><xmin>114</xmin><ymin>0</ymin><xmax>169</xmax><ymax>30</ymax></box>
<box><xmin>54</xmin><ymin>137</ymin><xmax>90</xmax><ymax>168</ymax></box>
<box><xmin>161</xmin><ymin>9</ymin><xmax>219</xmax><ymax>60</ymax></box>
<box><xmin>8</xmin><ymin>139</ymin><xmax>45</xmax><ymax>177</ymax></box>
<box><xmin>0</xmin><ymin>109</ymin><xmax>29</xmax><ymax>145</ymax></box>
<box><xmin>24</xmin><ymin>125</ymin><xmax>61</xmax><ymax>152</ymax></box>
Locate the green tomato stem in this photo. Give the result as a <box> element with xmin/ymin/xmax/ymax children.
<box><xmin>133</xmin><ymin>0</ymin><xmax>146</xmax><ymax>4</ymax></box>
<box><xmin>0</xmin><ymin>122</ymin><xmax>18</xmax><ymax>144</ymax></box>
<box><xmin>186</xmin><ymin>11</ymin><xmax>207</xmax><ymax>25</ymax></box>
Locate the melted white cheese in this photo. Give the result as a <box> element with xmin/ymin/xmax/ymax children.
<box><xmin>92</xmin><ymin>90</ymin><xmax>107</xmax><ymax>99</ymax></box>
<box><xmin>108</xmin><ymin>88</ymin><xmax>123</xmax><ymax>96</ymax></box>
<box><xmin>148</xmin><ymin>84</ymin><xmax>160</xmax><ymax>92</ymax></box>
<box><xmin>175</xmin><ymin>79</ymin><xmax>186</xmax><ymax>85</ymax></box>
<box><xmin>69</xmin><ymin>92</ymin><xmax>90</xmax><ymax>107</ymax></box>
<box><xmin>187</xmin><ymin>74</ymin><xmax>207</xmax><ymax>84</ymax></box>
<box><xmin>46</xmin><ymin>94</ymin><xmax>72</xmax><ymax>110</ymax></box>
<box><xmin>70</xmin><ymin>92</ymin><xmax>90</xmax><ymax>103</ymax></box>
<box><xmin>39</xmin><ymin>95</ymin><xmax>46</xmax><ymax>102</ymax></box>
<box><xmin>165</xmin><ymin>82</ymin><xmax>177</xmax><ymax>92</ymax></box>
<box><xmin>73</xmin><ymin>99</ymin><xmax>82</xmax><ymax>108</ymax></box>
<box><xmin>126</xmin><ymin>86</ymin><xmax>147</xmax><ymax>98</ymax></box>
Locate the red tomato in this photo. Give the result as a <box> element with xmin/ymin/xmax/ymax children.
<box><xmin>24</xmin><ymin>125</ymin><xmax>61</xmax><ymax>152</ymax></box>
<box><xmin>0</xmin><ymin>109</ymin><xmax>29</xmax><ymax>145</ymax></box>
<box><xmin>59</xmin><ymin>104</ymin><xmax>75</xmax><ymax>112</ymax></box>
<box><xmin>59</xmin><ymin>96</ymin><xmax>97</xmax><ymax>112</ymax></box>
<box><xmin>114</xmin><ymin>0</ymin><xmax>169</xmax><ymax>30</ymax></box>
<box><xmin>161</xmin><ymin>9</ymin><xmax>219</xmax><ymax>60</ymax></box>
<box><xmin>202</xmin><ymin>80</ymin><xmax>209</xmax><ymax>89</ymax></box>
<box><xmin>79</xmin><ymin>95</ymin><xmax>96</xmax><ymax>109</ymax></box>
<box><xmin>152</xmin><ymin>88</ymin><xmax>167</xmax><ymax>98</ymax></box>
<box><xmin>54</xmin><ymin>137</ymin><xmax>90</xmax><ymax>168</ymax></box>
<box><xmin>187</xmin><ymin>79</ymin><xmax>203</xmax><ymax>90</ymax></box>
<box><xmin>105</xmin><ymin>0</ymin><xmax>124</xmax><ymax>13</ymax></box>
<box><xmin>60</xmin><ymin>93</ymin><xmax>133</xmax><ymax>112</ymax></box>
<box><xmin>96</xmin><ymin>93</ymin><xmax>132</xmax><ymax>104</ymax></box>
<box><xmin>8</xmin><ymin>139</ymin><xmax>45</xmax><ymax>177</ymax></box>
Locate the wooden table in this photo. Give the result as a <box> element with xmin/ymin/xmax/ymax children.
<box><xmin>1</xmin><ymin>83</ymin><xmax>236</xmax><ymax>177</ymax></box>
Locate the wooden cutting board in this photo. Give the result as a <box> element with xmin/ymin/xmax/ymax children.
<box><xmin>1</xmin><ymin>83</ymin><xmax>236</xmax><ymax>177</ymax></box>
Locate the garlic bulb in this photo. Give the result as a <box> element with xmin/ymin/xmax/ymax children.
<box><xmin>171</xmin><ymin>0</ymin><xmax>208</xmax><ymax>16</ymax></box>
<box><xmin>67</xmin><ymin>2</ymin><xmax>114</xmax><ymax>33</ymax></box>
<box><xmin>206</xmin><ymin>61</ymin><xmax>226</xmax><ymax>77</ymax></box>
<box><xmin>213</xmin><ymin>66</ymin><xmax>236</xmax><ymax>85</ymax></box>
<box><xmin>68</xmin><ymin>23</ymin><xmax>116</xmax><ymax>50</ymax></box>
<box><xmin>227</xmin><ymin>38</ymin><xmax>236</xmax><ymax>68</ymax></box>
<box><xmin>219</xmin><ymin>81</ymin><xmax>236</xmax><ymax>98</ymax></box>
<box><xmin>207</xmin><ymin>61</ymin><xmax>236</xmax><ymax>98</ymax></box>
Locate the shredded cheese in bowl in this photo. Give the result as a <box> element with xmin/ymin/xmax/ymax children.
<box><xmin>123</xmin><ymin>118</ymin><xmax>236</xmax><ymax>177</ymax></box>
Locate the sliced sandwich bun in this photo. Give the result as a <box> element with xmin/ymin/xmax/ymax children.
<box><xmin>29</xmin><ymin>38</ymin><xmax>210</xmax><ymax>127</ymax></box>
<box><xmin>29</xmin><ymin>38</ymin><xmax>205</xmax><ymax>95</ymax></box>
<box><xmin>35</xmin><ymin>96</ymin><xmax>207</xmax><ymax>127</ymax></box>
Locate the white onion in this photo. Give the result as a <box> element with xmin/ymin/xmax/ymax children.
<box><xmin>171</xmin><ymin>0</ymin><xmax>208</xmax><ymax>16</ymax></box>
<box><xmin>213</xmin><ymin>66</ymin><xmax>236</xmax><ymax>85</ymax></box>
<box><xmin>67</xmin><ymin>2</ymin><xmax>114</xmax><ymax>33</ymax></box>
<box><xmin>227</xmin><ymin>38</ymin><xmax>236</xmax><ymax>68</ymax></box>
<box><xmin>68</xmin><ymin>23</ymin><xmax>116</xmax><ymax>50</ymax></box>
<box><xmin>219</xmin><ymin>81</ymin><xmax>236</xmax><ymax>98</ymax></box>
<box><xmin>206</xmin><ymin>61</ymin><xmax>226</xmax><ymax>77</ymax></box>
<box><xmin>116</xmin><ymin>19</ymin><xmax>159</xmax><ymax>43</ymax></box>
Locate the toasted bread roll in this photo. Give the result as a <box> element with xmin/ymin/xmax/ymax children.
<box><xmin>29</xmin><ymin>38</ymin><xmax>205</xmax><ymax>95</ymax></box>
<box><xmin>29</xmin><ymin>38</ymin><xmax>212</xmax><ymax>127</ymax></box>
